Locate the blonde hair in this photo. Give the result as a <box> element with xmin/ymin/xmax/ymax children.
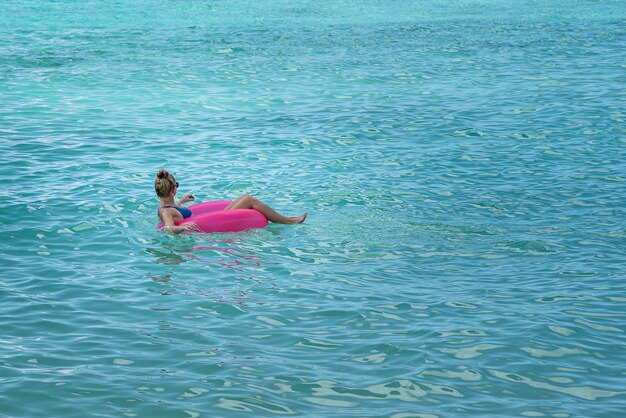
<box><xmin>154</xmin><ymin>169</ymin><xmax>176</xmax><ymax>198</ymax></box>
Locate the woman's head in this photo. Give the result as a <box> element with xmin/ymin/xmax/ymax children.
<box><xmin>154</xmin><ymin>169</ymin><xmax>178</xmax><ymax>197</ymax></box>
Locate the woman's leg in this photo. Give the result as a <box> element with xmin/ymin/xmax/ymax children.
<box><xmin>226</xmin><ymin>195</ymin><xmax>306</xmax><ymax>224</ymax></box>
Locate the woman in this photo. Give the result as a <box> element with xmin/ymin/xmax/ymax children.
<box><xmin>155</xmin><ymin>169</ymin><xmax>306</xmax><ymax>233</ymax></box>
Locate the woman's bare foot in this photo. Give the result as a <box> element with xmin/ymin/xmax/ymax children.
<box><xmin>288</xmin><ymin>212</ymin><xmax>307</xmax><ymax>224</ymax></box>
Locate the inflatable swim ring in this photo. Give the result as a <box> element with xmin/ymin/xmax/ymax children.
<box><xmin>157</xmin><ymin>200</ymin><xmax>268</xmax><ymax>233</ymax></box>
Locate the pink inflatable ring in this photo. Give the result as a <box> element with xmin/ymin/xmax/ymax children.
<box><xmin>157</xmin><ymin>200</ymin><xmax>268</xmax><ymax>233</ymax></box>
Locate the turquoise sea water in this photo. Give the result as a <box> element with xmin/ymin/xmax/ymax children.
<box><xmin>1</xmin><ymin>1</ymin><xmax>626</xmax><ymax>416</ymax></box>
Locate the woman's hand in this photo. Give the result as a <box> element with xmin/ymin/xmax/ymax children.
<box><xmin>178</xmin><ymin>194</ymin><xmax>195</xmax><ymax>205</ymax></box>
<box><xmin>182</xmin><ymin>222</ymin><xmax>199</xmax><ymax>232</ymax></box>
<box><xmin>163</xmin><ymin>222</ymin><xmax>199</xmax><ymax>234</ymax></box>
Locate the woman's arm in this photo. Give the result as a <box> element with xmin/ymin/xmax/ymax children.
<box><xmin>177</xmin><ymin>194</ymin><xmax>195</xmax><ymax>206</ymax></box>
<box><xmin>162</xmin><ymin>224</ymin><xmax>197</xmax><ymax>234</ymax></box>
<box><xmin>160</xmin><ymin>208</ymin><xmax>198</xmax><ymax>234</ymax></box>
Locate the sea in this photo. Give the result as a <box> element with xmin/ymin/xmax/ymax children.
<box><xmin>1</xmin><ymin>1</ymin><xmax>625</xmax><ymax>417</ymax></box>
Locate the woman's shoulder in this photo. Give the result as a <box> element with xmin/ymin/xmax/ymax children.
<box><xmin>157</xmin><ymin>205</ymin><xmax>177</xmax><ymax>218</ymax></box>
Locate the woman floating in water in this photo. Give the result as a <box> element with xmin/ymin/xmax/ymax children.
<box><xmin>155</xmin><ymin>169</ymin><xmax>306</xmax><ymax>233</ymax></box>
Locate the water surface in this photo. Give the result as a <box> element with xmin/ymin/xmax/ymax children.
<box><xmin>1</xmin><ymin>1</ymin><xmax>625</xmax><ymax>417</ymax></box>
